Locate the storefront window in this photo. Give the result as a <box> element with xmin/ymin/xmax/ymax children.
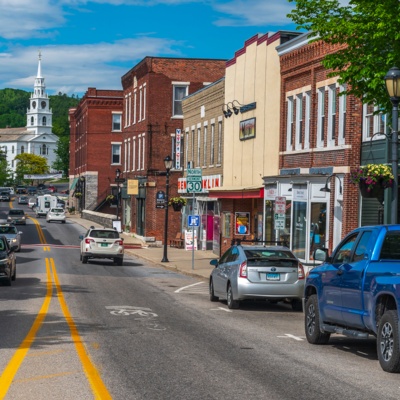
<box><xmin>222</xmin><ymin>212</ymin><xmax>231</xmax><ymax>238</ymax></box>
<box><xmin>292</xmin><ymin>201</ymin><xmax>307</xmax><ymax>259</ymax></box>
<box><xmin>309</xmin><ymin>202</ymin><xmax>327</xmax><ymax>259</ymax></box>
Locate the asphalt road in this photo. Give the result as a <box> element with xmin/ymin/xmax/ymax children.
<box><xmin>1</xmin><ymin>200</ymin><xmax>400</xmax><ymax>399</ymax></box>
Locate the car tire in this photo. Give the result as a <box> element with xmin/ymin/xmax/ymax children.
<box><xmin>226</xmin><ymin>284</ymin><xmax>239</xmax><ymax>309</ymax></box>
<box><xmin>377</xmin><ymin>310</ymin><xmax>400</xmax><ymax>372</ymax></box>
<box><xmin>114</xmin><ymin>258</ymin><xmax>123</xmax><ymax>266</ymax></box>
<box><xmin>4</xmin><ymin>272</ymin><xmax>11</xmax><ymax>286</ymax></box>
<box><xmin>305</xmin><ymin>294</ymin><xmax>330</xmax><ymax>344</ymax></box>
<box><xmin>62</xmin><ymin>220</ymin><xmax>66</xmax><ymax>224</ymax></box>
<box><xmin>82</xmin><ymin>256</ymin><xmax>88</xmax><ymax>264</ymax></box>
<box><xmin>12</xmin><ymin>266</ymin><xmax>16</xmax><ymax>281</ymax></box>
<box><xmin>291</xmin><ymin>299</ymin><xmax>303</xmax><ymax>312</ymax></box>
<box><xmin>209</xmin><ymin>279</ymin><xmax>219</xmax><ymax>302</ymax></box>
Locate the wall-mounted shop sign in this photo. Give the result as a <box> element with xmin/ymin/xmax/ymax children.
<box><xmin>235</xmin><ymin>212</ymin><xmax>250</xmax><ymax>235</ymax></box>
<box><xmin>127</xmin><ymin>179</ymin><xmax>139</xmax><ymax>195</ymax></box>
<box><xmin>156</xmin><ymin>191</ymin><xmax>166</xmax><ymax>209</ymax></box>
<box><xmin>239</xmin><ymin>117</ymin><xmax>256</xmax><ymax>141</ymax></box>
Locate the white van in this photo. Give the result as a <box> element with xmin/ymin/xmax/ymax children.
<box><xmin>35</xmin><ymin>195</ymin><xmax>58</xmax><ymax>217</ymax></box>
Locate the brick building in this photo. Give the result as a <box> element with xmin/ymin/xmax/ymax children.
<box><xmin>120</xmin><ymin>57</ymin><xmax>226</xmax><ymax>243</ymax></box>
<box><xmin>69</xmin><ymin>88</ymin><xmax>123</xmax><ymax>213</ymax></box>
<box><xmin>264</xmin><ymin>32</ymin><xmax>365</xmax><ymax>264</ymax></box>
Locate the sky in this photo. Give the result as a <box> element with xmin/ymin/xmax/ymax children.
<box><xmin>0</xmin><ymin>0</ymin><xmax>301</xmax><ymax>97</ymax></box>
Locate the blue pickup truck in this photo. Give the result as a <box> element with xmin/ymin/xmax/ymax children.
<box><xmin>304</xmin><ymin>225</ymin><xmax>400</xmax><ymax>373</ymax></box>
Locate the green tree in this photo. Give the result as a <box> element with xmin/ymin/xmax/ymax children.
<box><xmin>15</xmin><ymin>153</ymin><xmax>49</xmax><ymax>185</ymax></box>
<box><xmin>288</xmin><ymin>0</ymin><xmax>400</xmax><ymax>114</ymax></box>
<box><xmin>52</xmin><ymin>135</ymin><xmax>70</xmax><ymax>176</ymax></box>
<box><xmin>0</xmin><ymin>153</ymin><xmax>13</xmax><ymax>186</ymax></box>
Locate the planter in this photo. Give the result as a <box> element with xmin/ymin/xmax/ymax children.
<box><xmin>172</xmin><ymin>203</ymin><xmax>183</xmax><ymax>212</ymax></box>
<box><xmin>359</xmin><ymin>181</ymin><xmax>385</xmax><ymax>204</ymax></box>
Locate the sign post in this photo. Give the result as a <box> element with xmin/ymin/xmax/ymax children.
<box><xmin>274</xmin><ymin>196</ymin><xmax>286</xmax><ymax>232</ymax></box>
<box><xmin>187</xmin><ymin>169</ymin><xmax>202</xmax><ymax>269</ymax></box>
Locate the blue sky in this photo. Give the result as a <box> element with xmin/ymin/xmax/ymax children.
<box><xmin>0</xmin><ymin>0</ymin><xmax>300</xmax><ymax>97</ymax></box>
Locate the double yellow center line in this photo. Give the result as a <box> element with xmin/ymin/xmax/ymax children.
<box><xmin>0</xmin><ymin>219</ymin><xmax>111</xmax><ymax>399</ymax></box>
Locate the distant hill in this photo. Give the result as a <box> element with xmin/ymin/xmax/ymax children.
<box><xmin>0</xmin><ymin>88</ymin><xmax>80</xmax><ymax>136</ymax></box>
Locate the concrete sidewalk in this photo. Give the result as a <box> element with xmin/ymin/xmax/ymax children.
<box><xmin>68</xmin><ymin>212</ymin><xmax>216</xmax><ymax>281</ymax></box>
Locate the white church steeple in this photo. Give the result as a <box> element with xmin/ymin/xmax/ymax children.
<box><xmin>26</xmin><ymin>51</ymin><xmax>52</xmax><ymax>136</ymax></box>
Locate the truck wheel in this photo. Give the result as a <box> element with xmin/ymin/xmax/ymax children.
<box><xmin>377</xmin><ymin>310</ymin><xmax>400</xmax><ymax>372</ymax></box>
<box><xmin>305</xmin><ymin>294</ymin><xmax>330</xmax><ymax>344</ymax></box>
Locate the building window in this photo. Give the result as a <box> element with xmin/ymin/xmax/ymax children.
<box><xmin>125</xmin><ymin>95</ymin><xmax>128</xmax><ymax>127</ymax></box>
<box><xmin>173</xmin><ymin>84</ymin><xmax>188</xmax><ymax>117</ymax></box>
<box><xmin>222</xmin><ymin>212</ymin><xmax>231</xmax><ymax>238</ymax></box>
<box><xmin>112</xmin><ymin>114</ymin><xmax>121</xmax><ymax>131</ymax></box>
<box><xmin>217</xmin><ymin>119</ymin><xmax>222</xmax><ymax>165</ymax></box>
<box><xmin>141</xmin><ymin>134</ymin><xmax>145</xmax><ymax>170</ymax></box>
<box><xmin>210</xmin><ymin>122</ymin><xmax>215</xmax><ymax>166</ymax></box>
<box><xmin>304</xmin><ymin>91</ymin><xmax>311</xmax><ymax>149</ymax></box>
<box><xmin>286</xmin><ymin>96</ymin><xmax>294</xmax><ymax>151</ymax></box>
<box><xmin>124</xmin><ymin>141</ymin><xmax>128</xmax><ymax>171</ymax></box>
<box><xmin>111</xmin><ymin>144</ymin><xmax>121</xmax><ymax>164</ymax></box>
<box><xmin>203</xmin><ymin>124</ymin><xmax>207</xmax><ymax>167</ymax></box>
<box><xmin>295</xmin><ymin>94</ymin><xmax>303</xmax><ymax>150</ymax></box>
<box><xmin>328</xmin><ymin>85</ymin><xmax>336</xmax><ymax>146</ymax></box>
<box><xmin>338</xmin><ymin>85</ymin><xmax>347</xmax><ymax>145</ymax></box>
<box><xmin>42</xmin><ymin>116</ymin><xmax>47</xmax><ymax>126</ymax></box>
<box><xmin>21</xmin><ymin>146</ymin><xmax>25</xmax><ymax>154</ymax></box>
<box><xmin>197</xmin><ymin>126</ymin><xmax>201</xmax><ymax>167</ymax></box>
<box><xmin>40</xmin><ymin>144</ymin><xmax>47</xmax><ymax>155</ymax></box>
<box><xmin>133</xmin><ymin>91</ymin><xmax>137</xmax><ymax>124</ymax></box>
<box><xmin>139</xmin><ymin>86</ymin><xmax>143</xmax><ymax>122</ymax></box>
<box><xmin>317</xmin><ymin>88</ymin><xmax>325</xmax><ymax>148</ymax></box>
<box><xmin>143</xmin><ymin>85</ymin><xmax>146</xmax><ymax>121</ymax></box>
<box><xmin>138</xmin><ymin>136</ymin><xmax>141</xmax><ymax>170</ymax></box>
<box><xmin>191</xmin><ymin>127</ymin><xmax>195</xmax><ymax>167</ymax></box>
<box><xmin>185</xmin><ymin>130</ymin><xmax>189</xmax><ymax>170</ymax></box>
<box><xmin>31</xmin><ymin>117</ymin><xmax>34</xmax><ymax>126</ymax></box>
<box><xmin>363</xmin><ymin>104</ymin><xmax>387</xmax><ymax>141</ymax></box>
<box><xmin>12</xmin><ymin>146</ymin><xmax>14</xmax><ymax>154</ymax></box>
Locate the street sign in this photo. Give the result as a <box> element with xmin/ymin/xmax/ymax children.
<box><xmin>274</xmin><ymin>196</ymin><xmax>286</xmax><ymax>230</ymax></box>
<box><xmin>188</xmin><ymin>215</ymin><xmax>200</xmax><ymax>227</ymax></box>
<box><xmin>187</xmin><ymin>168</ymin><xmax>202</xmax><ymax>193</ymax></box>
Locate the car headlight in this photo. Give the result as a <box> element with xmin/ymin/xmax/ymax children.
<box><xmin>11</xmin><ymin>239</ymin><xmax>17</xmax><ymax>243</ymax></box>
<box><xmin>21</xmin><ymin>216</ymin><xmax>25</xmax><ymax>220</ymax></box>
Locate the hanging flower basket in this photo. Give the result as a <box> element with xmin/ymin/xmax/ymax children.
<box><xmin>172</xmin><ymin>203</ymin><xmax>183</xmax><ymax>212</ymax></box>
<box><xmin>74</xmin><ymin>192</ymin><xmax>82</xmax><ymax>198</ymax></box>
<box><xmin>168</xmin><ymin>197</ymin><xmax>187</xmax><ymax>211</ymax></box>
<box><xmin>359</xmin><ymin>180</ymin><xmax>384</xmax><ymax>199</ymax></box>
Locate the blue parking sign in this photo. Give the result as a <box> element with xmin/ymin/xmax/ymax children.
<box><xmin>188</xmin><ymin>215</ymin><xmax>200</xmax><ymax>227</ymax></box>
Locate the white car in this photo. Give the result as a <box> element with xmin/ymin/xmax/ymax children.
<box><xmin>28</xmin><ymin>198</ymin><xmax>36</xmax><ymax>209</ymax></box>
<box><xmin>46</xmin><ymin>208</ymin><xmax>66</xmax><ymax>223</ymax></box>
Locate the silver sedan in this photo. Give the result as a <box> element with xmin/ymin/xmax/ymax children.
<box><xmin>0</xmin><ymin>223</ymin><xmax>22</xmax><ymax>252</ymax></box>
<box><xmin>209</xmin><ymin>241</ymin><xmax>305</xmax><ymax>310</ymax></box>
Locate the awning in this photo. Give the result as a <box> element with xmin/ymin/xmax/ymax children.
<box><xmin>207</xmin><ymin>186</ymin><xmax>263</xmax><ymax>199</ymax></box>
<box><xmin>70</xmin><ymin>177</ymin><xmax>79</xmax><ymax>190</ymax></box>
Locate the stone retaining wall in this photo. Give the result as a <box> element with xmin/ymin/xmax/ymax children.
<box><xmin>81</xmin><ymin>210</ymin><xmax>116</xmax><ymax>228</ymax></box>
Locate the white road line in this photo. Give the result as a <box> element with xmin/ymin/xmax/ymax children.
<box><xmin>175</xmin><ymin>281</ymin><xmax>204</xmax><ymax>293</ymax></box>
<box><xmin>210</xmin><ymin>307</ymin><xmax>232</xmax><ymax>312</ymax></box>
<box><xmin>277</xmin><ymin>334</ymin><xmax>304</xmax><ymax>341</ymax></box>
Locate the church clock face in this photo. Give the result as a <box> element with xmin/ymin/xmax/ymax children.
<box><xmin>41</xmin><ymin>101</ymin><xmax>46</xmax><ymax>109</ymax></box>
<box><xmin>32</xmin><ymin>101</ymin><xmax>36</xmax><ymax>109</ymax></box>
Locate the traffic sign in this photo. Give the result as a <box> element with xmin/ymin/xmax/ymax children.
<box><xmin>187</xmin><ymin>168</ymin><xmax>202</xmax><ymax>193</ymax></box>
<box><xmin>188</xmin><ymin>215</ymin><xmax>200</xmax><ymax>227</ymax></box>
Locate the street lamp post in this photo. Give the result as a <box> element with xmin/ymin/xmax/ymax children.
<box><xmin>161</xmin><ymin>155</ymin><xmax>173</xmax><ymax>263</ymax></box>
<box><xmin>79</xmin><ymin>176</ymin><xmax>85</xmax><ymax>218</ymax></box>
<box><xmin>384</xmin><ymin>67</ymin><xmax>400</xmax><ymax>224</ymax></box>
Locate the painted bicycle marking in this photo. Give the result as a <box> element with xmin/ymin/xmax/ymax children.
<box><xmin>106</xmin><ymin>306</ymin><xmax>158</xmax><ymax>317</ymax></box>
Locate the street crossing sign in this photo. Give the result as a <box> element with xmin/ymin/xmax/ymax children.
<box><xmin>187</xmin><ymin>168</ymin><xmax>202</xmax><ymax>193</ymax></box>
<box><xmin>188</xmin><ymin>215</ymin><xmax>200</xmax><ymax>227</ymax></box>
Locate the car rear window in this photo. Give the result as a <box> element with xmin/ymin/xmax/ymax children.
<box><xmin>9</xmin><ymin>210</ymin><xmax>24</xmax><ymax>215</ymax></box>
<box><xmin>51</xmin><ymin>208</ymin><xmax>64</xmax><ymax>213</ymax></box>
<box><xmin>91</xmin><ymin>230</ymin><xmax>119</xmax><ymax>239</ymax></box>
<box><xmin>244</xmin><ymin>249</ymin><xmax>296</xmax><ymax>259</ymax></box>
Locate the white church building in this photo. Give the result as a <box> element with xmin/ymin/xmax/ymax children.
<box><xmin>0</xmin><ymin>53</ymin><xmax>58</xmax><ymax>176</ymax></box>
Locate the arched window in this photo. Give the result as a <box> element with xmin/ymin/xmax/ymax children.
<box><xmin>21</xmin><ymin>146</ymin><xmax>25</xmax><ymax>154</ymax></box>
<box><xmin>31</xmin><ymin>117</ymin><xmax>34</xmax><ymax>125</ymax></box>
<box><xmin>42</xmin><ymin>116</ymin><xmax>47</xmax><ymax>126</ymax></box>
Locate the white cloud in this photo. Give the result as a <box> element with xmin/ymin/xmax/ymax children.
<box><xmin>0</xmin><ymin>38</ymin><xmax>182</xmax><ymax>95</ymax></box>
<box><xmin>213</xmin><ymin>0</ymin><xmax>295</xmax><ymax>27</ymax></box>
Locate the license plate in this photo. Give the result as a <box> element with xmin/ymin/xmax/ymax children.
<box><xmin>101</xmin><ymin>243</ymin><xmax>109</xmax><ymax>247</ymax></box>
<box><xmin>266</xmin><ymin>273</ymin><xmax>280</xmax><ymax>281</ymax></box>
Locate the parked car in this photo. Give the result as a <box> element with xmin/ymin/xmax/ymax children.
<box><xmin>46</xmin><ymin>208</ymin><xmax>66</xmax><ymax>223</ymax></box>
<box><xmin>18</xmin><ymin>196</ymin><xmax>29</xmax><ymax>205</ymax></box>
<box><xmin>48</xmin><ymin>185</ymin><xmax>57</xmax><ymax>193</ymax></box>
<box><xmin>0</xmin><ymin>235</ymin><xmax>17</xmax><ymax>285</ymax></box>
<box><xmin>0</xmin><ymin>223</ymin><xmax>22</xmax><ymax>252</ymax></box>
<box><xmin>209</xmin><ymin>240</ymin><xmax>305</xmax><ymax>310</ymax></box>
<box><xmin>0</xmin><ymin>191</ymin><xmax>10</xmax><ymax>201</ymax></box>
<box><xmin>7</xmin><ymin>209</ymin><xmax>26</xmax><ymax>225</ymax></box>
<box><xmin>15</xmin><ymin>186</ymin><xmax>27</xmax><ymax>194</ymax></box>
<box><xmin>79</xmin><ymin>227</ymin><xmax>124</xmax><ymax>265</ymax></box>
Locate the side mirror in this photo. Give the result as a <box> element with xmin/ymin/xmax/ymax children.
<box><xmin>210</xmin><ymin>259</ymin><xmax>218</xmax><ymax>267</ymax></box>
<box><xmin>314</xmin><ymin>248</ymin><xmax>329</xmax><ymax>262</ymax></box>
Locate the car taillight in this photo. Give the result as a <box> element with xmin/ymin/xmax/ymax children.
<box><xmin>85</xmin><ymin>238</ymin><xmax>95</xmax><ymax>244</ymax></box>
<box><xmin>239</xmin><ymin>261</ymin><xmax>247</xmax><ymax>278</ymax></box>
<box><xmin>298</xmin><ymin>263</ymin><xmax>305</xmax><ymax>280</ymax></box>
<box><xmin>115</xmin><ymin>240</ymin><xmax>124</xmax><ymax>246</ymax></box>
